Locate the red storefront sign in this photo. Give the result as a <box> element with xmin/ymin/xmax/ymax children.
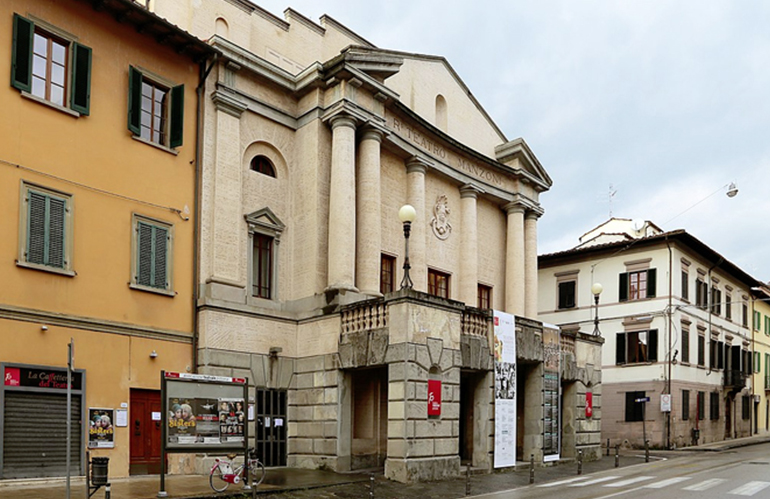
<box><xmin>585</xmin><ymin>391</ymin><xmax>593</xmax><ymax>418</ymax></box>
<box><xmin>4</xmin><ymin>367</ymin><xmax>20</xmax><ymax>386</ymax></box>
<box><xmin>428</xmin><ymin>379</ymin><xmax>442</xmax><ymax>416</ymax></box>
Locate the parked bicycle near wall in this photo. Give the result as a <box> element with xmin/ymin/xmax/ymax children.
<box><xmin>209</xmin><ymin>448</ymin><xmax>266</xmax><ymax>493</ymax></box>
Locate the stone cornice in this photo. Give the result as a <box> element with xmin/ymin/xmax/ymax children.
<box><xmin>211</xmin><ymin>89</ymin><xmax>248</xmax><ymax>118</ymax></box>
<box><xmin>495</xmin><ymin>138</ymin><xmax>553</xmax><ymax>192</ymax></box>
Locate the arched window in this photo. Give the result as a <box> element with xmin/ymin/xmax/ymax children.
<box><xmin>435</xmin><ymin>94</ymin><xmax>447</xmax><ymax>131</ymax></box>
<box><xmin>250</xmin><ymin>155</ymin><xmax>276</xmax><ymax>177</ymax></box>
<box><xmin>215</xmin><ymin>18</ymin><xmax>229</xmax><ymax>38</ymax></box>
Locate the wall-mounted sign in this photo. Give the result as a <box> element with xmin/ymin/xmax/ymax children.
<box><xmin>88</xmin><ymin>408</ymin><xmax>115</xmax><ymax>448</ymax></box>
<box><xmin>661</xmin><ymin>394</ymin><xmax>671</xmax><ymax>412</ymax></box>
<box><xmin>585</xmin><ymin>392</ymin><xmax>593</xmax><ymax>419</ymax></box>
<box><xmin>428</xmin><ymin>379</ymin><xmax>442</xmax><ymax>416</ymax></box>
<box><xmin>3</xmin><ymin>365</ymin><xmax>82</xmax><ymax>390</ymax></box>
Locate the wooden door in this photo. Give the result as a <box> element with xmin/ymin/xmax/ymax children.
<box><xmin>130</xmin><ymin>389</ymin><xmax>161</xmax><ymax>475</ymax></box>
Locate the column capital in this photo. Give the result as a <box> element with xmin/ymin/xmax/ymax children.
<box><xmin>211</xmin><ymin>90</ymin><xmax>247</xmax><ymax>118</ymax></box>
<box><xmin>360</xmin><ymin>127</ymin><xmax>384</xmax><ymax>143</ymax></box>
<box><xmin>330</xmin><ymin>114</ymin><xmax>357</xmax><ymax>131</ymax></box>
<box><xmin>526</xmin><ymin>206</ymin><xmax>545</xmax><ymax>220</ymax></box>
<box><xmin>503</xmin><ymin>201</ymin><xmax>527</xmax><ymax>215</ymax></box>
<box><xmin>406</xmin><ymin>155</ymin><xmax>430</xmax><ymax>175</ymax></box>
<box><xmin>459</xmin><ymin>183</ymin><xmax>484</xmax><ymax>199</ymax></box>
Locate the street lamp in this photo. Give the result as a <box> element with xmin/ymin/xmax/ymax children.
<box><xmin>591</xmin><ymin>282</ymin><xmax>603</xmax><ymax>336</ymax></box>
<box><xmin>399</xmin><ymin>204</ymin><xmax>416</xmax><ymax>290</ymax></box>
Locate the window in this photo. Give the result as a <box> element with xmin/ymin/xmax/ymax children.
<box><xmin>428</xmin><ymin>269</ymin><xmax>450</xmax><ymax>299</ymax></box>
<box><xmin>682</xmin><ymin>390</ymin><xmax>690</xmax><ymax>421</ymax></box>
<box><xmin>624</xmin><ymin>391</ymin><xmax>645</xmax><ymax>422</ymax></box>
<box><xmin>380</xmin><ymin>254</ymin><xmax>396</xmax><ymax>295</ymax></box>
<box><xmin>710</xmin><ymin>392</ymin><xmax>719</xmax><ymax>420</ymax></box>
<box><xmin>743</xmin><ymin>302</ymin><xmax>748</xmax><ymax>327</ymax></box>
<box><xmin>711</xmin><ymin>287</ymin><xmax>722</xmax><ymax>316</ymax></box>
<box><xmin>18</xmin><ymin>183</ymin><xmax>73</xmax><ymax>275</ymax></box>
<box><xmin>695</xmin><ymin>278</ymin><xmax>708</xmax><ymax>308</ymax></box>
<box><xmin>131</xmin><ymin>216</ymin><xmax>173</xmax><ymax>293</ymax></box>
<box><xmin>558</xmin><ymin>280</ymin><xmax>576</xmax><ymax>309</ymax></box>
<box><xmin>681</xmin><ymin>270</ymin><xmax>689</xmax><ymax>301</ymax></box>
<box><xmin>128</xmin><ymin>66</ymin><xmax>184</xmax><ymax>148</ymax></box>
<box><xmin>743</xmin><ymin>395</ymin><xmax>751</xmax><ymax>421</ymax></box>
<box><xmin>616</xmin><ymin>329</ymin><xmax>658</xmax><ymax>364</ymax></box>
<box><xmin>252</xmin><ymin>234</ymin><xmax>273</xmax><ymax>299</ymax></box>
<box><xmin>754</xmin><ymin>311</ymin><xmax>761</xmax><ymax>331</ymax></box>
<box><xmin>11</xmin><ymin>15</ymin><xmax>91</xmax><ymax>115</ymax></box>
<box><xmin>697</xmin><ymin>391</ymin><xmax>705</xmax><ymax>420</ymax></box>
<box><xmin>478</xmin><ymin>284</ymin><xmax>492</xmax><ymax>309</ymax></box>
<box><xmin>250</xmin><ymin>155</ymin><xmax>276</xmax><ymax>177</ymax></box>
<box><xmin>766</xmin><ymin>354</ymin><xmax>770</xmax><ymax>390</ymax></box>
<box><xmin>765</xmin><ymin>316</ymin><xmax>770</xmax><ymax>336</ymax></box>
<box><xmin>710</xmin><ymin>340</ymin><xmax>724</xmax><ymax>370</ymax></box>
<box><xmin>697</xmin><ymin>334</ymin><xmax>705</xmax><ymax>367</ymax></box>
<box><xmin>245</xmin><ymin>208</ymin><xmax>284</xmax><ymax>301</ymax></box>
<box><xmin>681</xmin><ymin>324</ymin><xmax>690</xmax><ymax>363</ymax></box>
<box><xmin>725</xmin><ymin>293</ymin><xmax>732</xmax><ymax>320</ymax></box>
<box><xmin>619</xmin><ymin>269</ymin><xmax>656</xmax><ymax>301</ymax></box>
<box><xmin>755</xmin><ymin>352</ymin><xmax>761</xmax><ymax>374</ymax></box>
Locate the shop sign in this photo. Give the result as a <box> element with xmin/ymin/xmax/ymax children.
<box><xmin>3</xmin><ymin>365</ymin><xmax>82</xmax><ymax>390</ymax></box>
<box><xmin>585</xmin><ymin>392</ymin><xmax>593</xmax><ymax>418</ymax></box>
<box><xmin>427</xmin><ymin>380</ymin><xmax>442</xmax><ymax>416</ymax></box>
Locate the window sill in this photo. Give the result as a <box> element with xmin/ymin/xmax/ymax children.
<box><xmin>132</xmin><ymin>135</ymin><xmax>179</xmax><ymax>155</ymax></box>
<box><xmin>616</xmin><ymin>361</ymin><xmax>656</xmax><ymax>367</ymax></box>
<box><xmin>16</xmin><ymin>260</ymin><xmax>76</xmax><ymax>277</ymax></box>
<box><xmin>129</xmin><ymin>282</ymin><xmax>176</xmax><ymax>297</ymax></box>
<box><xmin>21</xmin><ymin>91</ymin><xmax>81</xmax><ymax>118</ymax></box>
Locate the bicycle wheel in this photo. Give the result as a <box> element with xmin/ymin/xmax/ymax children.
<box><xmin>249</xmin><ymin>459</ymin><xmax>266</xmax><ymax>486</ymax></box>
<box><xmin>209</xmin><ymin>463</ymin><xmax>230</xmax><ymax>493</ymax></box>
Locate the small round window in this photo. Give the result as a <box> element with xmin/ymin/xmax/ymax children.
<box><xmin>250</xmin><ymin>155</ymin><xmax>276</xmax><ymax>177</ymax></box>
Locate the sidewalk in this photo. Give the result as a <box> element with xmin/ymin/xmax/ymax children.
<box><xmin>2</xmin><ymin>434</ymin><xmax>769</xmax><ymax>499</ymax></box>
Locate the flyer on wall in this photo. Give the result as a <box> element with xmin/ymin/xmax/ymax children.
<box><xmin>218</xmin><ymin>398</ymin><xmax>245</xmax><ymax>443</ymax></box>
<box><xmin>493</xmin><ymin>310</ymin><xmax>516</xmax><ymax>468</ymax></box>
<box><xmin>88</xmin><ymin>408</ymin><xmax>115</xmax><ymax>448</ymax></box>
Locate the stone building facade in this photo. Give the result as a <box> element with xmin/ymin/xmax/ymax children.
<box><xmin>150</xmin><ymin>0</ymin><xmax>604</xmax><ymax>481</ymax></box>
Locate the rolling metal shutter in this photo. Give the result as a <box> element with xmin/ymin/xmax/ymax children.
<box><xmin>2</xmin><ymin>392</ymin><xmax>82</xmax><ymax>478</ymax></box>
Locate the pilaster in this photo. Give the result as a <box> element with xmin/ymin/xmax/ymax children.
<box><xmin>524</xmin><ymin>209</ymin><xmax>541</xmax><ymax>319</ymax></box>
<box><xmin>405</xmin><ymin>157</ymin><xmax>428</xmax><ymax>293</ymax></box>
<box><xmin>459</xmin><ymin>184</ymin><xmax>482</xmax><ymax>307</ymax></box>
<box><xmin>356</xmin><ymin>128</ymin><xmax>384</xmax><ymax>295</ymax></box>
<box><xmin>504</xmin><ymin>202</ymin><xmax>526</xmax><ymax>316</ymax></box>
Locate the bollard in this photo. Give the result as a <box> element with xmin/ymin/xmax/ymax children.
<box><xmin>615</xmin><ymin>444</ymin><xmax>619</xmax><ymax>468</ymax></box>
<box><xmin>577</xmin><ymin>449</ymin><xmax>583</xmax><ymax>475</ymax></box>
<box><xmin>529</xmin><ymin>454</ymin><xmax>535</xmax><ymax>484</ymax></box>
<box><xmin>105</xmin><ymin>484</ymin><xmax>111</xmax><ymax>499</ymax></box>
<box><xmin>369</xmin><ymin>473</ymin><xmax>375</xmax><ymax>499</ymax></box>
<box><xmin>607</xmin><ymin>438</ymin><xmax>610</xmax><ymax>457</ymax></box>
<box><xmin>466</xmin><ymin>465</ymin><xmax>471</xmax><ymax>496</ymax></box>
<box><xmin>645</xmin><ymin>440</ymin><xmax>649</xmax><ymax>463</ymax></box>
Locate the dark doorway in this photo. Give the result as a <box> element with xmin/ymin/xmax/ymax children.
<box><xmin>255</xmin><ymin>389</ymin><xmax>287</xmax><ymax>467</ymax></box>
<box><xmin>351</xmin><ymin>367</ymin><xmax>388</xmax><ymax>469</ymax></box>
<box><xmin>130</xmin><ymin>389</ymin><xmax>161</xmax><ymax>475</ymax></box>
<box><xmin>460</xmin><ymin>371</ymin><xmax>486</xmax><ymax>465</ymax></box>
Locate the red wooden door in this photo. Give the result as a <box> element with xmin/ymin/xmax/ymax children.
<box><xmin>130</xmin><ymin>389</ymin><xmax>161</xmax><ymax>475</ymax></box>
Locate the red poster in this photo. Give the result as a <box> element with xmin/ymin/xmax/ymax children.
<box><xmin>585</xmin><ymin>391</ymin><xmax>593</xmax><ymax>418</ymax></box>
<box><xmin>4</xmin><ymin>367</ymin><xmax>20</xmax><ymax>386</ymax></box>
<box><xmin>428</xmin><ymin>380</ymin><xmax>442</xmax><ymax>416</ymax></box>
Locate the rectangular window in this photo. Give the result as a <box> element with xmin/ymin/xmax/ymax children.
<box><xmin>695</xmin><ymin>279</ymin><xmax>708</xmax><ymax>308</ymax></box>
<box><xmin>625</xmin><ymin>391</ymin><xmax>646</xmax><ymax>422</ymax></box>
<box><xmin>765</xmin><ymin>316</ymin><xmax>770</xmax><ymax>336</ymax></box>
<box><xmin>742</xmin><ymin>395</ymin><xmax>751</xmax><ymax>420</ymax></box>
<box><xmin>681</xmin><ymin>325</ymin><xmax>690</xmax><ymax>364</ymax></box>
<box><xmin>697</xmin><ymin>335</ymin><xmax>705</xmax><ymax>367</ymax></box>
<box><xmin>11</xmin><ymin>15</ymin><xmax>91</xmax><ymax>114</ymax></box>
<box><xmin>725</xmin><ymin>293</ymin><xmax>732</xmax><ymax>320</ymax></box>
<box><xmin>616</xmin><ymin>330</ymin><xmax>658</xmax><ymax>365</ymax></box>
<box><xmin>558</xmin><ymin>280</ymin><xmax>576</xmax><ymax>309</ymax></box>
<box><xmin>681</xmin><ymin>270</ymin><xmax>689</xmax><ymax>301</ymax></box>
<box><xmin>710</xmin><ymin>392</ymin><xmax>719</xmax><ymax>420</ymax></box>
<box><xmin>252</xmin><ymin>234</ymin><xmax>273</xmax><ymax>299</ymax></box>
<box><xmin>766</xmin><ymin>354</ymin><xmax>770</xmax><ymax>390</ymax></box>
<box><xmin>128</xmin><ymin>66</ymin><xmax>183</xmax><ymax>148</ymax></box>
<box><xmin>428</xmin><ymin>269</ymin><xmax>450</xmax><ymax>299</ymax></box>
<box><xmin>478</xmin><ymin>284</ymin><xmax>492</xmax><ymax>309</ymax></box>
<box><xmin>743</xmin><ymin>303</ymin><xmax>748</xmax><ymax>327</ymax></box>
<box><xmin>755</xmin><ymin>352</ymin><xmax>761</xmax><ymax>374</ymax></box>
<box><xmin>619</xmin><ymin>269</ymin><xmax>657</xmax><ymax>302</ymax></box>
<box><xmin>711</xmin><ymin>287</ymin><xmax>722</xmax><ymax>316</ymax></box>
<box><xmin>131</xmin><ymin>215</ymin><xmax>173</xmax><ymax>293</ymax></box>
<box><xmin>682</xmin><ymin>390</ymin><xmax>690</xmax><ymax>421</ymax></box>
<box><xmin>380</xmin><ymin>254</ymin><xmax>395</xmax><ymax>295</ymax></box>
<box><xmin>697</xmin><ymin>391</ymin><xmax>705</xmax><ymax>420</ymax></box>
<box><xmin>19</xmin><ymin>183</ymin><xmax>73</xmax><ymax>275</ymax></box>
<box><xmin>755</xmin><ymin>311</ymin><xmax>762</xmax><ymax>331</ymax></box>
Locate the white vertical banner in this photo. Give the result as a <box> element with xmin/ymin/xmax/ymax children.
<box><xmin>493</xmin><ymin>310</ymin><xmax>516</xmax><ymax>468</ymax></box>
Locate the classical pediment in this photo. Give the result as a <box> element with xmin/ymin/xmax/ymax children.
<box><xmin>245</xmin><ymin>207</ymin><xmax>285</xmax><ymax>237</ymax></box>
<box><xmin>495</xmin><ymin>138</ymin><xmax>553</xmax><ymax>192</ymax></box>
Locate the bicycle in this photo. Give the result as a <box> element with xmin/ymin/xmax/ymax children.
<box><xmin>209</xmin><ymin>448</ymin><xmax>266</xmax><ymax>493</ymax></box>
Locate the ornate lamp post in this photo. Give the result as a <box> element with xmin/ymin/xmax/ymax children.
<box><xmin>399</xmin><ymin>204</ymin><xmax>416</xmax><ymax>290</ymax></box>
<box><xmin>591</xmin><ymin>282</ymin><xmax>603</xmax><ymax>335</ymax></box>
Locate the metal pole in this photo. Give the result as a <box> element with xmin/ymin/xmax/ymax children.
<box><xmin>369</xmin><ymin>473</ymin><xmax>375</xmax><ymax>499</ymax></box>
<box><xmin>642</xmin><ymin>401</ymin><xmax>647</xmax><ymax>455</ymax></box>
<box><xmin>529</xmin><ymin>454</ymin><xmax>535</xmax><ymax>484</ymax></box>
<box><xmin>67</xmin><ymin>340</ymin><xmax>73</xmax><ymax>499</ymax></box>
<box><xmin>615</xmin><ymin>444</ymin><xmax>619</xmax><ymax>468</ymax></box>
<box><xmin>465</xmin><ymin>465</ymin><xmax>471</xmax><ymax>496</ymax></box>
<box><xmin>577</xmin><ymin>449</ymin><xmax>583</xmax><ymax>475</ymax></box>
<box><xmin>645</xmin><ymin>439</ymin><xmax>650</xmax><ymax>463</ymax></box>
<box><xmin>606</xmin><ymin>438</ymin><xmax>610</xmax><ymax>456</ymax></box>
<box><xmin>105</xmin><ymin>484</ymin><xmax>111</xmax><ymax>499</ymax></box>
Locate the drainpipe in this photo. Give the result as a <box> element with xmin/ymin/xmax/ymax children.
<box><xmin>666</xmin><ymin>238</ymin><xmax>673</xmax><ymax>449</ymax></box>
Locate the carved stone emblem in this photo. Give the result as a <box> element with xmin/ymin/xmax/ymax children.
<box><xmin>430</xmin><ymin>195</ymin><xmax>452</xmax><ymax>240</ymax></box>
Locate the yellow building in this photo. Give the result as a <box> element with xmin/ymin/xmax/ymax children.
<box><xmin>0</xmin><ymin>0</ymin><xmax>215</xmax><ymax>479</ymax></box>
<box><xmin>752</xmin><ymin>285</ymin><xmax>770</xmax><ymax>435</ymax></box>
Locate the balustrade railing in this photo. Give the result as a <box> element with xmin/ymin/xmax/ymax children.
<box><xmin>340</xmin><ymin>300</ymin><xmax>388</xmax><ymax>335</ymax></box>
<box><xmin>462</xmin><ymin>310</ymin><xmax>489</xmax><ymax>337</ymax></box>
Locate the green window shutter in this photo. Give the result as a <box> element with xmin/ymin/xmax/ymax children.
<box><xmin>127</xmin><ymin>66</ymin><xmax>143</xmax><ymax>135</ymax></box>
<box><xmin>47</xmin><ymin>196</ymin><xmax>66</xmax><ymax>268</ymax></box>
<box><xmin>70</xmin><ymin>42</ymin><xmax>92</xmax><ymax>115</ymax></box>
<box><xmin>646</xmin><ymin>268</ymin><xmax>656</xmax><ymax>298</ymax></box>
<box><xmin>619</xmin><ymin>272</ymin><xmax>628</xmax><ymax>302</ymax></box>
<box><xmin>26</xmin><ymin>191</ymin><xmax>66</xmax><ymax>268</ymax></box>
<box><xmin>169</xmin><ymin>84</ymin><xmax>184</xmax><ymax>148</ymax></box>
<box><xmin>11</xmin><ymin>14</ymin><xmax>34</xmax><ymax>92</ymax></box>
<box><xmin>616</xmin><ymin>333</ymin><xmax>626</xmax><ymax>364</ymax></box>
<box><xmin>27</xmin><ymin>191</ymin><xmax>47</xmax><ymax>265</ymax></box>
<box><xmin>137</xmin><ymin>221</ymin><xmax>154</xmax><ymax>286</ymax></box>
<box><xmin>648</xmin><ymin>329</ymin><xmax>658</xmax><ymax>362</ymax></box>
<box><xmin>153</xmin><ymin>225</ymin><xmax>168</xmax><ymax>289</ymax></box>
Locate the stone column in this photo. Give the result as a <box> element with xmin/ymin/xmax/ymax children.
<box><xmin>406</xmin><ymin>157</ymin><xmax>427</xmax><ymax>292</ymax></box>
<box><xmin>504</xmin><ymin>203</ymin><xmax>526</xmax><ymax>316</ymax></box>
<box><xmin>327</xmin><ymin>115</ymin><xmax>358</xmax><ymax>291</ymax></box>
<box><xmin>459</xmin><ymin>185</ymin><xmax>480</xmax><ymax>306</ymax></box>
<box><xmin>356</xmin><ymin>128</ymin><xmax>383</xmax><ymax>295</ymax></box>
<box><xmin>524</xmin><ymin>210</ymin><xmax>541</xmax><ymax>319</ymax></box>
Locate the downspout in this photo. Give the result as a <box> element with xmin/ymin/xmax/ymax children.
<box><xmin>666</xmin><ymin>237</ymin><xmax>673</xmax><ymax>449</ymax></box>
<box><xmin>193</xmin><ymin>53</ymin><xmax>219</xmax><ymax>373</ymax></box>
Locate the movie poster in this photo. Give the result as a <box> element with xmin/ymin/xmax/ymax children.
<box><xmin>218</xmin><ymin>398</ymin><xmax>245</xmax><ymax>443</ymax></box>
<box><xmin>543</xmin><ymin>324</ymin><xmax>561</xmax><ymax>462</ymax></box>
<box><xmin>88</xmin><ymin>408</ymin><xmax>115</xmax><ymax>448</ymax></box>
<box><xmin>493</xmin><ymin>310</ymin><xmax>516</xmax><ymax>468</ymax></box>
<box><xmin>167</xmin><ymin>397</ymin><xmax>198</xmax><ymax>445</ymax></box>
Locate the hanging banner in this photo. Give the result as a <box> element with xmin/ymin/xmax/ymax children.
<box><xmin>88</xmin><ymin>408</ymin><xmax>115</xmax><ymax>448</ymax></box>
<box><xmin>493</xmin><ymin>310</ymin><xmax>516</xmax><ymax>468</ymax></box>
<box><xmin>543</xmin><ymin>324</ymin><xmax>561</xmax><ymax>462</ymax></box>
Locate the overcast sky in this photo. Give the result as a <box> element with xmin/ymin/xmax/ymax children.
<box><xmin>257</xmin><ymin>1</ymin><xmax>770</xmax><ymax>282</ymax></box>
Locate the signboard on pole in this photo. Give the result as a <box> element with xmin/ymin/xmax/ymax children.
<box><xmin>493</xmin><ymin>310</ymin><xmax>516</xmax><ymax>468</ymax></box>
<box><xmin>660</xmin><ymin>394</ymin><xmax>671</xmax><ymax>412</ymax></box>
